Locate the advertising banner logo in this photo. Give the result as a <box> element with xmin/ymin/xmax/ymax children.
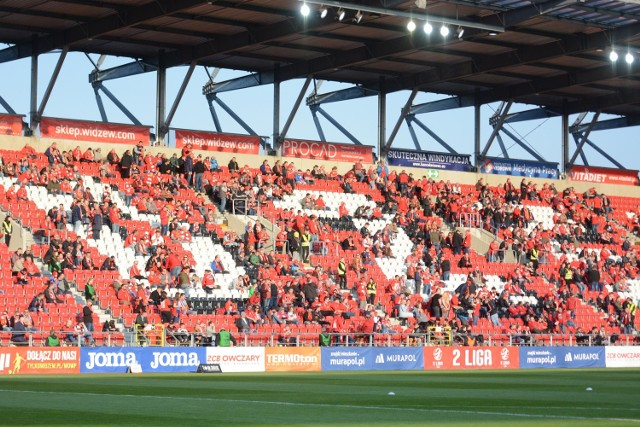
<box><xmin>205</xmin><ymin>347</ymin><xmax>265</xmax><ymax>372</ymax></box>
<box><xmin>0</xmin><ymin>348</ymin><xmax>79</xmax><ymax>375</ymax></box>
<box><xmin>321</xmin><ymin>347</ymin><xmax>423</xmax><ymax>371</ymax></box>
<box><xmin>480</xmin><ymin>157</ymin><xmax>559</xmax><ymax>179</ymax></box>
<box><xmin>0</xmin><ymin>113</ymin><xmax>23</xmax><ymax>136</ymax></box>
<box><xmin>424</xmin><ymin>346</ymin><xmax>519</xmax><ymax>370</ymax></box>
<box><xmin>282</xmin><ymin>139</ymin><xmax>373</xmax><ymax>163</ymax></box>
<box><xmin>606</xmin><ymin>346</ymin><xmax>640</xmax><ymax>368</ymax></box>
<box><xmin>569</xmin><ymin>165</ymin><xmax>639</xmax><ymax>186</ymax></box>
<box><xmin>266</xmin><ymin>347</ymin><xmax>320</xmax><ymax>372</ymax></box>
<box><xmin>370</xmin><ymin>348</ymin><xmax>423</xmax><ymax>371</ymax></box>
<box><xmin>40</xmin><ymin>117</ymin><xmax>150</xmax><ymax>144</ymax></box>
<box><xmin>386</xmin><ymin>149</ymin><xmax>472</xmax><ymax>171</ymax></box>
<box><xmin>519</xmin><ymin>347</ymin><xmax>605</xmax><ymax>369</ymax></box>
<box><xmin>81</xmin><ymin>348</ymin><xmax>205</xmax><ymax>373</ymax></box>
<box><xmin>174</xmin><ymin>129</ymin><xmax>261</xmax><ymax>155</ymax></box>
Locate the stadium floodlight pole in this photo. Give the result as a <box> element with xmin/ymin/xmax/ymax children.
<box><xmin>297</xmin><ymin>0</ymin><xmax>504</xmax><ymax>33</ymax></box>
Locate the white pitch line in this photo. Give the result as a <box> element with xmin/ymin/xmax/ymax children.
<box><xmin>432</xmin><ymin>405</ymin><xmax>640</xmax><ymax>413</ymax></box>
<box><xmin>1</xmin><ymin>389</ymin><xmax>639</xmax><ymax>424</ymax></box>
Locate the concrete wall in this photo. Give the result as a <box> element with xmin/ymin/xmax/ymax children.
<box><xmin>1</xmin><ymin>133</ymin><xmax>639</xmax><ymax>198</ymax></box>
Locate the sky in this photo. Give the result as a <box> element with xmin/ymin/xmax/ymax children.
<box><xmin>0</xmin><ymin>50</ymin><xmax>637</xmax><ymax>171</ymax></box>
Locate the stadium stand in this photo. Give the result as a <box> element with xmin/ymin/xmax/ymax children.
<box><xmin>0</xmin><ymin>139</ymin><xmax>638</xmax><ymax>348</ymax></box>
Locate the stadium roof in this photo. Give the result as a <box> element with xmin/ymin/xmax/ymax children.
<box><xmin>1</xmin><ymin>0</ymin><xmax>640</xmax><ymax>117</ymax></box>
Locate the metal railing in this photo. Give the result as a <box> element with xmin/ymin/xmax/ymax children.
<box><xmin>458</xmin><ymin>212</ymin><xmax>483</xmax><ymax>229</ymax></box>
<box><xmin>1</xmin><ymin>328</ymin><xmax>637</xmax><ymax>347</ymax></box>
<box><xmin>0</xmin><ymin>329</ymin><xmax>127</xmax><ymax>347</ymax></box>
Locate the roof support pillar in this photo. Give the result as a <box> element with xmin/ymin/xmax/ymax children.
<box><xmin>571</xmin><ymin>133</ymin><xmax>590</xmax><ymax>166</ymax></box>
<box><xmin>278</xmin><ymin>77</ymin><xmax>312</xmax><ymax>148</ymax></box>
<box><xmin>155</xmin><ymin>53</ymin><xmax>166</xmax><ymax>145</ymax></box>
<box><xmin>211</xmin><ymin>95</ymin><xmax>259</xmax><ymax>137</ymax></box>
<box><xmin>29</xmin><ymin>51</ymin><xmax>38</xmax><ymax>135</ymax></box>
<box><xmin>583</xmin><ymin>138</ymin><xmax>625</xmax><ymax>169</ymax></box>
<box><xmin>160</xmin><ymin>61</ymin><xmax>196</xmax><ymax>140</ymax></box>
<box><xmin>306</xmin><ymin>86</ymin><xmax>378</xmax><ymax>106</ymax></box>
<box><xmin>498</xmin><ymin>126</ymin><xmax>546</xmax><ymax>162</ymax></box>
<box><xmin>94</xmin><ymin>83</ymin><xmax>143</xmax><ymax>126</ymax></box>
<box><xmin>312</xmin><ymin>105</ymin><xmax>363</xmax><ymax>146</ymax></box>
<box><xmin>503</xmin><ymin>107</ymin><xmax>561</xmax><ymax>124</ymax></box>
<box><xmin>474</xmin><ymin>104</ymin><xmax>481</xmax><ymax>168</ymax></box>
<box><xmin>407</xmin><ymin>115</ymin><xmax>457</xmax><ymax>154</ymax></box>
<box><xmin>561</xmin><ymin>112</ymin><xmax>570</xmax><ymax>174</ymax></box>
<box><xmin>93</xmin><ymin>86</ymin><xmax>108</xmax><ymax>122</ymax></box>
<box><xmin>89</xmin><ymin>60</ymin><xmax>158</xmax><ymax>83</ymax></box>
<box><xmin>206</xmin><ymin>93</ymin><xmax>266</xmax><ymax>147</ymax></box>
<box><xmin>568</xmin><ymin>111</ymin><xmax>600</xmax><ymax>167</ymax></box>
<box><xmin>383</xmin><ymin>89</ymin><xmax>417</xmax><ymax>153</ymax></box>
<box><xmin>272</xmin><ymin>79</ymin><xmax>280</xmax><ymax>151</ymax></box>
<box><xmin>203</xmin><ymin>71</ymin><xmax>274</xmax><ymax>95</ymax></box>
<box><xmin>0</xmin><ymin>94</ymin><xmax>16</xmax><ymax>115</ymax></box>
<box><xmin>310</xmin><ymin>106</ymin><xmax>326</xmax><ymax>142</ymax></box>
<box><xmin>496</xmin><ymin>133</ymin><xmax>509</xmax><ymax>158</ymax></box>
<box><xmin>481</xmin><ymin>101</ymin><xmax>512</xmax><ymax>158</ymax></box>
<box><xmin>410</xmin><ymin>96</ymin><xmax>474</xmax><ymax>115</ymax></box>
<box><xmin>406</xmin><ymin>116</ymin><xmax>422</xmax><ymax>151</ymax></box>
<box><xmin>207</xmin><ymin>97</ymin><xmax>222</xmax><ymax>133</ymax></box>
<box><xmin>36</xmin><ymin>46</ymin><xmax>68</xmax><ymax>124</ymax></box>
<box><xmin>377</xmin><ymin>91</ymin><xmax>386</xmax><ymax>161</ymax></box>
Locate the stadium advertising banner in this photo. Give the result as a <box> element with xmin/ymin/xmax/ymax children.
<box><xmin>265</xmin><ymin>347</ymin><xmax>320</xmax><ymax>372</ymax></box>
<box><xmin>205</xmin><ymin>347</ymin><xmax>265</xmax><ymax>372</ymax></box>
<box><xmin>423</xmin><ymin>346</ymin><xmax>519</xmax><ymax>370</ymax></box>
<box><xmin>519</xmin><ymin>347</ymin><xmax>605</xmax><ymax>369</ymax></box>
<box><xmin>0</xmin><ymin>113</ymin><xmax>23</xmax><ymax>136</ymax></box>
<box><xmin>605</xmin><ymin>346</ymin><xmax>640</xmax><ymax>368</ymax></box>
<box><xmin>321</xmin><ymin>347</ymin><xmax>423</xmax><ymax>371</ymax></box>
<box><xmin>174</xmin><ymin>129</ymin><xmax>261</xmax><ymax>155</ymax></box>
<box><xmin>40</xmin><ymin>117</ymin><xmax>150</xmax><ymax>145</ymax></box>
<box><xmin>0</xmin><ymin>348</ymin><xmax>80</xmax><ymax>375</ymax></box>
<box><xmin>569</xmin><ymin>165</ymin><xmax>639</xmax><ymax>186</ymax></box>
<box><xmin>81</xmin><ymin>347</ymin><xmax>205</xmax><ymax>373</ymax></box>
<box><xmin>282</xmin><ymin>139</ymin><xmax>373</xmax><ymax>163</ymax></box>
<box><xmin>386</xmin><ymin>148</ymin><xmax>472</xmax><ymax>172</ymax></box>
<box><xmin>480</xmin><ymin>157</ymin><xmax>559</xmax><ymax>179</ymax></box>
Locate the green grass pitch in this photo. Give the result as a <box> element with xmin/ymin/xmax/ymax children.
<box><xmin>1</xmin><ymin>369</ymin><xmax>639</xmax><ymax>426</ymax></box>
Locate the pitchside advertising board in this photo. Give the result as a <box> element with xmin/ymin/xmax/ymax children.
<box><xmin>174</xmin><ymin>129</ymin><xmax>261</xmax><ymax>155</ymax></box>
<box><xmin>423</xmin><ymin>346</ymin><xmax>519</xmax><ymax>370</ymax></box>
<box><xmin>605</xmin><ymin>346</ymin><xmax>640</xmax><ymax>368</ymax></box>
<box><xmin>265</xmin><ymin>347</ymin><xmax>320</xmax><ymax>372</ymax></box>
<box><xmin>81</xmin><ymin>347</ymin><xmax>206</xmax><ymax>373</ymax></box>
<box><xmin>0</xmin><ymin>113</ymin><xmax>23</xmax><ymax>136</ymax></box>
<box><xmin>569</xmin><ymin>165</ymin><xmax>639</xmax><ymax>186</ymax></box>
<box><xmin>0</xmin><ymin>348</ymin><xmax>80</xmax><ymax>375</ymax></box>
<box><xmin>386</xmin><ymin>148</ymin><xmax>473</xmax><ymax>172</ymax></box>
<box><xmin>321</xmin><ymin>347</ymin><xmax>423</xmax><ymax>371</ymax></box>
<box><xmin>519</xmin><ymin>347</ymin><xmax>605</xmax><ymax>369</ymax></box>
<box><xmin>480</xmin><ymin>157</ymin><xmax>559</xmax><ymax>179</ymax></box>
<box><xmin>204</xmin><ymin>347</ymin><xmax>265</xmax><ymax>372</ymax></box>
<box><xmin>282</xmin><ymin>139</ymin><xmax>373</xmax><ymax>164</ymax></box>
<box><xmin>40</xmin><ymin>117</ymin><xmax>151</xmax><ymax>145</ymax></box>
<box><xmin>21</xmin><ymin>345</ymin><xmax>640</xmax><ymax>375</ymax></box>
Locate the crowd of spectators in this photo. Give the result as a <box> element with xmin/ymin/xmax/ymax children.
<box><xmin>1</xmin><ymin>141</ymin><xmax>639</xmax><ymax>347</ymax></box>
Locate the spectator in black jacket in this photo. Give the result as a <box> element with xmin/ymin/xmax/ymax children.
<box><xmin>228</xmin><ymin>157</ymin><xmax>239</xmax><ymax>173</ymax></box>
<box><xmin>193</xmin><ymin>155</ymin><xmax>206</xmax><ymax>193</ymax></box>
<box><xmin>120</xmin><ymin>150</ymin><xmax>133</xmax><ymax>179</ymax></box>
